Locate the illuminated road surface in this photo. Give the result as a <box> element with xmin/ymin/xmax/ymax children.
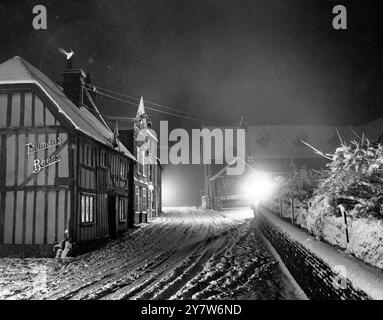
<box><xmin>0</xmin><ymin>207</ymin><xmax>304</xmax><ymax>300</ymax></box>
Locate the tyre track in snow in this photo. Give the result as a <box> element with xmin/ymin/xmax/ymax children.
<box><xmin>47</xmin><ymin>208</ymin><xmax>213</xmax><ymax>300</ymax></box>
<box><xmin>171</xmin><ymin>222</ymin><xmax>253</xmax><ymax>300</ymax></box>
<box><xmin>101</xmin><ymin>210</ymin><xmax>234</xmax><ymax>300</ymax></box>
<box><xmin>47</xmin><ymin>214</ymin><xmax>197</xmax><ymax>299</ymax></box>
<box><xmin>2</xmin><ymin>207</ymin><xmax>302</xmax><ymax>300</ymax></box>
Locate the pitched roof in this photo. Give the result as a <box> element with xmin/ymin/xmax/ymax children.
<box><xmin>359</xmin><ymin>117</ymin><xmax>383</xmax><ymax>142</ymax></box>
<box><xmin>247</xmin><ymin>123</ymin><xmax>383</xmax><ymax>159</ymax></box>
<box><xmin>0</xmin><ymin>56</ymin><xmax>135</xmax><ymax>161</ymax></box>
<box><xmin>247</xmin><ymin>125</ymin><xmax>340</xmax><ymax>159</ymax></box>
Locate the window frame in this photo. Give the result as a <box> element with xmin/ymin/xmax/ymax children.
<box><xmin>83</xmin><ymin>144</ymin><xmax>95</xmax><ymax>167</ymax></box>
<box><xmin>120</xmin><ymin>161</ymin><xmax>128</xmax><ymax>179</ymax></box>
<box><xmin>137</xmin><ymin>146</ymin><xmax>143</xmax><ymax>176</ymax></box>
<box><xmin>151</xmin><ymin>190</ymin><xmax>155</xmax><ymax>211</ymax></box>
<box><xmin>118</xmin><ymin>197</ymin><xmax>128</xmax><ymax>222</ymax></box>
<box><xmin>100</xmin><ymin>150</ymin><xmax>107</xmax><ymax>168</ymax></box>
<box><xmin>142</xmin><ymin>187</ymin><xmax>147</xmax><ymax>212</ymax></box>
<box><xmin>135</xmin><ymin>186</ymin><xmax>140</xmax><ymax>213</ymax></box>
<box><xmin>81</xmin><ymin>193</ymin><xmax>96</xmax><ymax>225</ymax></box>
<box><xmin>142</xmin><ymin>150</ymin><xmax>147</xmax><ymax>177</ymax></box>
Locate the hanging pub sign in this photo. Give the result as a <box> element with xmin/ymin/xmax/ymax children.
<box><xmin>25</xmin><ymin>137</ymin><xmax>64</xmax><ymax>174</ymax></box>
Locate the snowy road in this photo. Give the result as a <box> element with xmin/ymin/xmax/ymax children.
<box><xmin>0</xmin><ymin>207</ymin><xmax>304</xmax><ymax>300</ymax></box>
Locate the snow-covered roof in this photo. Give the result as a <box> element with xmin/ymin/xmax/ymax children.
<box><xmin>247</xmin><ymin>121</ymin><xmax>383</xmax><ymax>160</ymax></box>
<box><xmin>359</xmin><ymin>117</ymin><xmax>383</xmax><ymax>142</ymax></box>
<box><xmin>210</xmin><ymin>157</ymin><xmax>242</xmax><ymax>181</ymax></box>
<box><xmin>247</xmin><ymin>125</ymin><xmax>344</xmax><ymax>159</ymax></box>
<box><xmin>0</xmin><ymin>56</ymin><xmax>136</xmax><ymax>161</ymax></box>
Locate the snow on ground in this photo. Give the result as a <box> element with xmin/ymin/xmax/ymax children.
<box><xmin>0</xmin><ymin>207</ymin><xmax>303</xmax><ymax>300</ymax></box>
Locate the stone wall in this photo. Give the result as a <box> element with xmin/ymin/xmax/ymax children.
<box><xmin>256</xmin><ymin>208</ymin><xmax>383</xmax><ymax>300</ymax></box>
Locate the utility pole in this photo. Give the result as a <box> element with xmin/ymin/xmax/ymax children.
<box><xmin>201</xmin><ymin>120</ymin><xmax>212</xmax><ymax>209</ymax></box>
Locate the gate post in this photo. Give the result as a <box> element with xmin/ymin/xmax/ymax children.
<box><xmin>279</xmin><ymin>198</ymin><xmax>283</xmax><ymax>217</ymax></box>
<box><xmin>290</xmin><ymin>197</ymin><xmax>294</xmax><ymax>224</ymax></box>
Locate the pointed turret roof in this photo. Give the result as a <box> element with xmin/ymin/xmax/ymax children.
<box><xmin>136</xmin><ymin>96</ymin><xmax>146</xmax><ymax>118</ymax></box>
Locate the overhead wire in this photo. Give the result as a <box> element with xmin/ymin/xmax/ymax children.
<box><xmin>85</xmin><ymin>86</ymin><xmax>206</xmax><ymax>123</ymax></box>
<box><xmin>84</xmin><ymin>83</ymin><xmax>195</xmax><ymax>117</ymax></box>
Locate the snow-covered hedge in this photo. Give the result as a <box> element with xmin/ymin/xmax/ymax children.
<box><xmin>292</xmin><ymin>195</ymin><xmax>383</xmax><ymax>270</ymax></box>
<box><xmin>269</xmin><ymin>137</ymin><xmax>383</xmax><ymax>270</ymax></box>
<box><xmin>317</xmin><ymin>137</ymin><xmax>383</xmax><ymax>217</ymax></box>
<box><xmin>273</xmin><ymin>167</ymin><xmax>320</xmax><ymax>203</ymax></box>
<box><xmin>258</xmin><ymin>208</ymin><xmax>383</xmax><ymax>300</ymax></box>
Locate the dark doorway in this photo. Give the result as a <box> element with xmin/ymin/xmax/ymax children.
<box><xmin>107</xmin><ymin>195</ymin><xmax>117</xmax><ymax>239</ymax></box>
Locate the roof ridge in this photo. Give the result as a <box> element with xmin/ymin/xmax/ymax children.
<box><xmin>16</xmin><ymin>56</ymin><xmax>38</xmax><ymax>82</ymax></box>
<box><xmin>16</xmin><ymin>58</ymin><xmax>115</xmax><ymax>144</ymax></box>
<box><xmin>0</xmin><ymin>56</ymin><xmax>136</xmax><ymax>161</ymax></box>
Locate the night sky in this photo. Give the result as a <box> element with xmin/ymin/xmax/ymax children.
<box><xmin>1</xmin><ymin>0</ymin><xmax>383</xmax><ymax>205</ymax></box>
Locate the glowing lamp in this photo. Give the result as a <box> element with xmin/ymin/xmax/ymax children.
<box><xmin>241</xmin><ymin>172</ymin><xmax>274</xmax><ymax>205</ymax></box>
<box><xmin>161</xmin><ymin>180</ymin><xmax>174</xmax><ymax>206</ymax></box>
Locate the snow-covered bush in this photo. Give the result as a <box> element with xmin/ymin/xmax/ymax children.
<box><xmin>269</xmin><ymin>168</ymin><xmax>321</xmax><ymax>220</ymax></box>
<box><xmin>316</xmin><ymin>137</ymin><xmax>383</xmax><ymax>217</ymax></box>
<box><xmin>290</xmin><ymin>167</ymin><xmax>321</xmax><ymax>202</ymax></box>
<box><xmin>273</xmin><ymin>167</ymin><xmax>321</xmax><ymax>202</ymax></box>
<box><xmin>265</xmin><ymin>136</ymin><xmax>383</xmax><ymax>269</ymax></box>
<box><xmin>299</xmin><ymin>195</ymin><xmax>334</xmax><ymax>240</ymax></box>
<box><xmin>291</xmin><ymin>136</ymin><xmax>383</xmax><ymax>269</ymax></box>
<box><xmin>349</xmin><ymin>218</ymin><xmax>383</xmax><ymax>269</ymax></box>
<box><xmin>294</xmin><ymin>195</ymin><xmax>383</xmax><ymax>269</ymax></box>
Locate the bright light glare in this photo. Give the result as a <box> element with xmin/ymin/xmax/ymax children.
<box><xmin>162</xmin><ymin>180</ymin><xmax>174</xmax><ymax>206</ymax></box>
<box><xmin>241</xmin><ymin>172</ymin><xmax>274</xmax><ymax>204</ymax></box>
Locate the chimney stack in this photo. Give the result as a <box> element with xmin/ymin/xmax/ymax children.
<box><xmin>62</xmin><ymin>68</ymin><xmax>87</xmax><ymax>107</ymax></box>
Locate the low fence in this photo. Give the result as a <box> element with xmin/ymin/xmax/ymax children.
<box><xmin>256</xmin><ymin>207</ymin><xmax>383</xmax><ymax>300</ymax></box>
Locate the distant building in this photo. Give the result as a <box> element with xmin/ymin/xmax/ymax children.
<box><xmin>358</xmin><ymin>117</ymin><xmax>383</xmax><ymax>144</ymax></box>
<box><xmin>118</xmin><ymin>98</ymin><xmax>163</xmax><ymax>225</ymax></box>
<box><xmin>203</xmin><ymin>121</ymin><xmax>383</xmax><ymax>211</ymax></box>
<box><xmin>246</xmin><ymin>125</ymin><xmax>336</xmax><ymax>172</ymax></box>
<box><xmin>200</xmin><ymin>124</ymin><xmax>246</xmax><ymax>210</ymax></box>
<box><xmin>0</xmin><ymin>56</ymin><xmax>136</xmax><ymax>256</ymax></box>
<box><xmin>247</xmin><ymin>123</ymin><xmax>383</xmax><ymax>172</ymax></box>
